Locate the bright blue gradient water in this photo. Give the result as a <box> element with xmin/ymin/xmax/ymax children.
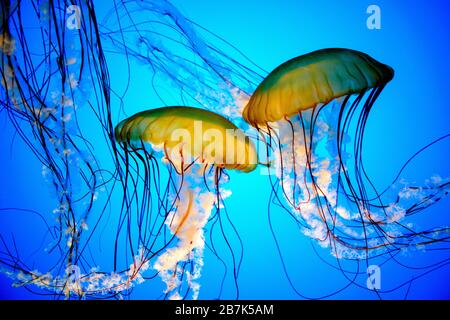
<box><xmin>1</xmin><ymin>0</ymin><xmax>449</xmax><ymax>299</ymax></box>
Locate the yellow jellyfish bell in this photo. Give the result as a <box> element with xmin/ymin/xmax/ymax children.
<box><xmin>242</xmin><ymin>48</ymin><xmax>394</xmax><ymax>127</ymax></box>
<box><xmin>115</xmin><ymin>106</ymin><xmax>258</xmax><ymax>172</ymax></box>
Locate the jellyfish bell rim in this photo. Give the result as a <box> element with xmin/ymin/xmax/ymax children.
<box><xmin>242</xmin><ymin>48</ymin><xmax>394</xmax><ymax>128</ymax></box>
<box><xmin>114</xmin><ymin>106</ymin><xmax>258</xmax><ymax>173</ymax></box>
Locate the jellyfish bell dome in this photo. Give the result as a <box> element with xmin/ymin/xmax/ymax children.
<box><xmin>242</xmin><ymin>48</ymin><xmax>394</xmax><ymax>127</ymax></box>
<box><xmin>115</xmin><ymin>106</ymin><xmax>258</xmax><ymax>173</ymax></box>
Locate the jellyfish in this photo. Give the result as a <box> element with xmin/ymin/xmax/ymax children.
<box><xmin>114</xmin><ymin>106</ymin><xmax>257</xmax><ymax>299</ymax></box>
<box><xmin>242</xmin><ymin>48</ymin><xmax>450</xmax><ymax>296</ymax></box>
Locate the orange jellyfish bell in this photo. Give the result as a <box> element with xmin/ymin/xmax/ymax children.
<box><xmin>242</xmin><ymin>48</ymin><xmax>394</xmax><ymax>127</ymax></box>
